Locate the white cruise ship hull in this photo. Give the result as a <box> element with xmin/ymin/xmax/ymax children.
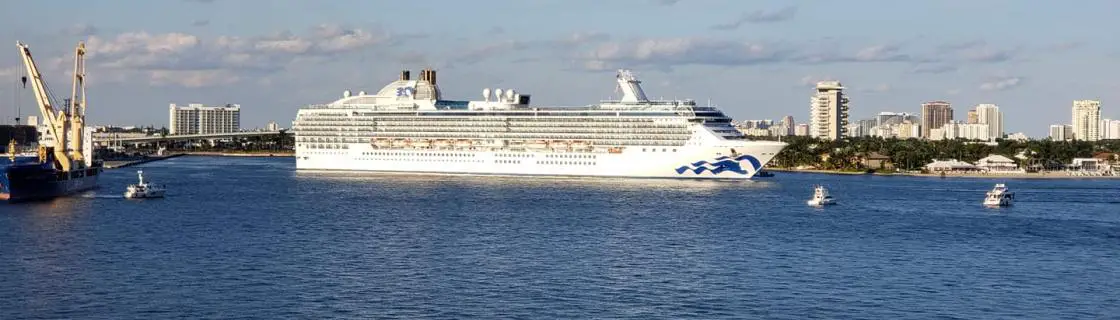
<box><xmin>296</xmin><ymin>142</ymin><xmax>785</xmax><ymax>179</ymax></box>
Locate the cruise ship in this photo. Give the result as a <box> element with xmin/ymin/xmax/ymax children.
<box><xmin>291</xmin><ymin>68</ymin><xmax>786</xmax><ymax>179</ymax></box>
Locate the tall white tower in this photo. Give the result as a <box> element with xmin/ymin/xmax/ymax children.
<box><xmin>974</xmin><ymin>103</ymin><xmax>1003</xmax><ymax>140</ymax></box>
<box><xmin>809</xmin><ymin>81</ymin><xmax>849</xmax><ymax>140</ymax></box>
<box><xmin>1071</xmin><ymin>99</ymin><xmax>1101</xmax><ymax>141</ymax></box>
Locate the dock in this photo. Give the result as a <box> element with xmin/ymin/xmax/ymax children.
<box><xmin>103</xmin><ymin>154</ymin><xmax>185</xmax><ymax>169</ymax></box>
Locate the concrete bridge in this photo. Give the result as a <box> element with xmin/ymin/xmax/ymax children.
<box><xmin>92</xmin><ymin>130</ymin><xmax>286</xmax><ymax>144</ymax></box>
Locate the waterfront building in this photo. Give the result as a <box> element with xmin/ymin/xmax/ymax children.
<box><xmin>1071</xmin><ymin>99</ymin><xmax>1101</xmax><ymax>141</ymax></box>
<box><xmin>810</xmin><ymin>81</ymin><xmax>848</xmax><ymax>140</ymax></box>
<box><xmin>169</xmin><ymin>103</ymin><xmax>241</xmax><ymax>135</ymax></box>
<box><xmin>976</xmin><ymin>154</ymin><xmax>1022</xmax><ymax>173</ymax></box>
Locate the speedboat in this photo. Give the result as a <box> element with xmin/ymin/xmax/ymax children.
<box><xmin>806</xmin><ymin>185</ymin><xmax>836</xmax><ymax>206</ymax></box>
<box><xmin>123</xmin><ymin>170</ymin><xmax>166</xmax><ymax>199</ymax></box>
<box><xmin>983</xmin><ymin>183</ymin><xmax>1013</xmax><ymax>207</ymax></box>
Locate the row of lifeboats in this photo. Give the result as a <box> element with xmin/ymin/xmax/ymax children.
<box><xmin>372</xmin><ymin>138</ymin><xmax>476</xmax><ymax>148</ymax></box>
<box><xmin>523</xmin><ymin>140</ymin><xmax>591</xmax><ymax>151</ymax></box>
<box><xmin>370</xmin><ymin>138</ymin><xmax>598</xmax><ymax>151</ymax></box>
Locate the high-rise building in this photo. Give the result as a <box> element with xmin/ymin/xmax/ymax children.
<box><xmin>809</xmin><ymin>81</ymin><xmax>849</xmax><ymax>140</ymax></box>
<box><xmin>896</xmin><ymin>121</ymin><xmax>920</xmax><ymax>139</ymax></box>
<box><xmin>920</xmin><ymin>101</ymin><xmax>953</xmax><ymax>139</ymax></box>
<box><xmin>1049</xmin><ymin>124</ymin><xmax>1067</xmax><ymax>140</ymax></box>
<box><xmin>1107</xmin><ymin>120</ymin><xmax>1120</xmax><ymax>140</ymax></box>
<box><xmin>169</xmin><ymin>103</ymin><xmax>241</xmax><ymax>135</ymax></box>
<box><xmin>781</xmin><ymin>115</ymin><xmax>795</xmax><ymax>135</ymax></box>
<box><xmin>967</xmin><ymin>110</ymin><xmax>978</xmax><ymax>124</ymax></box>
<box><xmin>794</xmin><ymin>124</ymin><xmax>809</xmax><ymax>136</ymax></box>
<box><xmin>974</xmin><ymin>104</ymin><xmax>1004</xmax><ymax>140</ymax></box>
<box><xmin>1071</xmin><ymin>99</ymin><xmax>1101</xmax><ymax>141</ymax></box>
<box><xmin>931</xmin><ymin>121</ymin><xmax>989</xmax><ymax>141</ymax></box>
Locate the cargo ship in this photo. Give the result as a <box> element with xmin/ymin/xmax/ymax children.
<box><xmin>2</xmin><ymin>41</ymin><xmax>101</xmax><ymax>203</ymax></box>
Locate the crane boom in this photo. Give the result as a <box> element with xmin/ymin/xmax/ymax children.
<box><xmin>69</xmin><ymin>42</ymin><xmax>87</xmax><ymax>164</ymax></box>
<box><xmin>16</xmin><ymin>41</ymin><xmax>82</xmax><ymax>172</ymax></box>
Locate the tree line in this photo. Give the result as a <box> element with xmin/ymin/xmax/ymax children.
<box><xmin>755</xmin><ymin>136</ymin><xmax>1120</xmax><ymax>171</ymax></box>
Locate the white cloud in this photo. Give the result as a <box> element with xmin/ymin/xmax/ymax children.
<box><xmin>799</xmin><ymin>75</ymin><xmax>836</xmax><ymax>86</ymax></box>
<box><xmin>582</xmin><ymin>37</ymin><xmax>786</xmax><ymax>70</ymax></box>
<box><xmin>979</xmin><ymin>76</ymin><xmax>1023</xmax><ymax>91</ymax></box>
<box><xmin>78</xmin><ymin>25</ymin><xmax>393</xmax><ymax>88</ymax></box>
<box><xmin>149</xmin><ymin>70</ymin><xmax>239</xmax><ymax>88</ymax></box>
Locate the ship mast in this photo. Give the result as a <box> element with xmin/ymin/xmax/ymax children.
<box><xmin>16</xmin><ymin>41</ymin><xmax>87</xmax><ymax>172</ymax></box>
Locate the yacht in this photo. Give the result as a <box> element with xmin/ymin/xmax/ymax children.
<box><xmin>983</xmin><ymin>183</ymin><xmax>1013</xmax><ymax>207</ymax></box>
<box><xmin>124</xmin><ymin>170</ymin><xmax>165</xmax><ymax>199</ymax></box>
<box><xmin>806</xmin><ymin>185</ymin><xmax>836</xmax><ymax>206</ymax></box>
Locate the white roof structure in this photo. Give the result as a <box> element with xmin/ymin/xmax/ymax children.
<box><xmin>925</xmin><ymin>159</ymin><xmax>980</xmax><ymax>171</ymax></box>
<box><xmin>977</xmin><ymin>154</ymin><xmax>1016</xmax><ymax>165</ymax></box>
<box><xmin>976</xmin><ymin>154</ymin><xmax>1020</xmax><ymax>172</ymax></box>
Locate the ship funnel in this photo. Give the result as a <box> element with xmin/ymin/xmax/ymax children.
<box><xmin>400</xmin><ymin>70</ymin><xmax>410</xmax><ymax>81</ymax></box>
<box><xmin>422</xmin><ymin>68</ymin><xmax>437</xmax><ymax>85</ymax></box>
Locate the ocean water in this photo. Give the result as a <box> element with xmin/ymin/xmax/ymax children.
<box><xmin>2</xmin><ymin>156</ymin><xmax>1118</xmax><ymax>319</ymax></box>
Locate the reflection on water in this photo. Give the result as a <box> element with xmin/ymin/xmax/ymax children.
<box><xmin>294</xmin><ymin>170</ymin><xmax>775</xmax><ymax>195</ymax></box>
<box><xmin>2</xmin><ymin>156</ymin><xmax>1119</xmax><ymax>319</ymax></box>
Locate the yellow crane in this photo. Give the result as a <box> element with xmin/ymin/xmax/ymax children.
<box><xmin>16</xmin><ymin>41</ymin><xmax>88</xmax><ymax>172</ymax></box>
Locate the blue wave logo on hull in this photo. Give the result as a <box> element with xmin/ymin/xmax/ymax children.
<box><xmin>675</xmin><ymin>154</ymin><xmax>761</xmax><ymax>175</ymax></box>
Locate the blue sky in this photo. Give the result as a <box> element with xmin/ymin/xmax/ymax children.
<box><xmin>1</xmin><ymin>0</ymin><xmax>1117</xmax><ymax>136</ymax></box>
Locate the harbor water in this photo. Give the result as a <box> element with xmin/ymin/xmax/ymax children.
<box><xmin>2</xmin><ymin>156</ymin><xmax>1118</xmax><ymax>318</ymax></box>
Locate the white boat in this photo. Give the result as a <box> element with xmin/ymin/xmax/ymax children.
<box><xmin>291</xmin><ymin>68</ymin><xmax>787</xmax><ymax>179</ymax></box>
<box><xmin>570</xmin><ymin>141</ymin><xmax>591</xmax><ymax>150</ymax></box>
<box><xmin>372</xmin><ymin>139</ymin><xmax>391</xmax><ymax>148</ymax></box>
<box><xmin>983</xmin><ymin>183</ymin><xmax>1014</xmax><ymax>207</ymax></box>
<box><xmin>123</xmin><ymin>170</ymin><xmax>165</xmax><ymax>199</ymax></box>
<box><xmin>525</xmin><ymin>140</ymin><xmax>549</xmax><ymax>150</ymax></box>
<box><xmin>411</xmin><ymin>139</ymin><xmax>432</xmax><ymax>148</ymax></box>
<box><xmin>433</xmin><ymin>139</ymin><xmax>452</xmax><ymax>148</ymax></box>
<box><xmin>453</xmin><ymin>139</ymin><xmax>473</xmax><ymax>148</ymax></box>
<box><xmin>806</xmin><ymin>185</ymin><xmax>836</xmax><ymax>206</ymax></box>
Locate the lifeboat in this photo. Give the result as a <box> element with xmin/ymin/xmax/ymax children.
<box><xmin>433</xmin><ymin>139</ymin><xmax>452</xmax><ymax>148</ymax></box>
<box><xmin>570</xmin><ymin>140</ymin><xmax>591</xmax><ymax>150</ymax></box>
<box><xmin>373</xmin><ymin>138</ymin><xmax>391</xmax><ymax>148</ymax></box>
<box><xmin>525</xmin><ymin>140</ymin><xmax>549</xmax><ymax>149</ymax></box>
<box><xmin>391</xmin><ymin>139</ymin><xmax>409</xmax><ymax>148</ymax></box>
<box><xmin>454</xmin><ymin>139</ymin><xmax>474</xmax><ymax>148</ymax></box>
<box><xmin>550</xmin><ymin>140</ymin><xmax>570</xmax><ymax>150</ymax></box>
<box><xmin>411</xmin><ymin>139</ymin><xmax>432</xmax><ymax>148</ymax></box>
<box><xmin>607</xmin><ymin>147</ymin><xmax>623</xmax><ymax>154</ymax></box>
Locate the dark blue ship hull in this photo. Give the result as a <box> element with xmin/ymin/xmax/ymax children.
<box><xmin>1</xmin><ymin>157</ymin><xmax>101</xmax><ymax>203</ymax></box>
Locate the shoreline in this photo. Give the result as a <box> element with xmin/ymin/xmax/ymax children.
<box><xmin>102</xmin><ymin>151</ymin><xmax>293</xmax><ymax>169</ymax></box>
<box><xmin>767</xmin><ymin>168</ymin><xmax>1120</xmax><ymax>179</ymax></box>
<box><xmin>178</xmin><ymin>151</ymin><xmax>294</xmax><ymax>157</ymax></box>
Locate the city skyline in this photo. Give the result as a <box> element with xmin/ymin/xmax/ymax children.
<box><xmin>0</xmin><ymin>0</ymin><xmax>1117</xmax><ymax>136</ymax></box>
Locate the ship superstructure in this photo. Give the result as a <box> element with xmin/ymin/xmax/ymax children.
<box><xmin>1</xmin><ymin>41</ymin><xmax>100</xmax><ymax>202</ymax></box>
<box><xmin>291</xmin><ymin>68</ymin><xmax>786</xmax><ymax>179</ymax></box>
